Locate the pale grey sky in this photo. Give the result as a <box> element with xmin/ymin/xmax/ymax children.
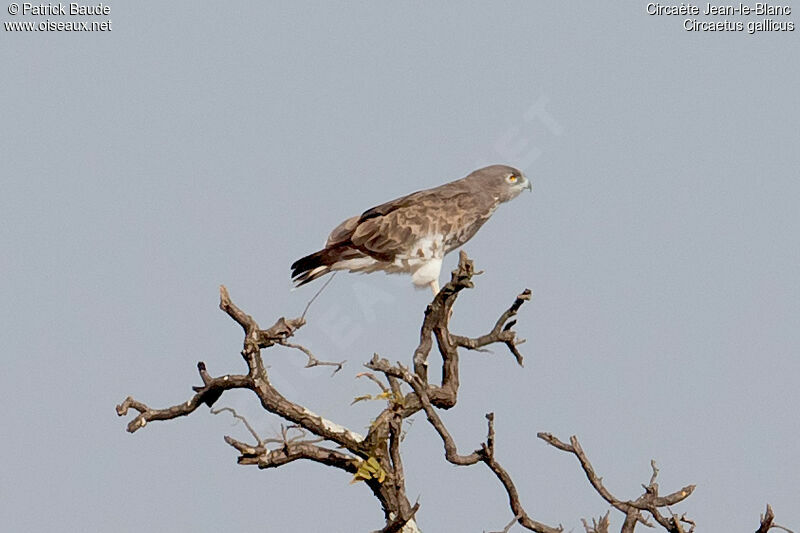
<box><xmin>2</xmin><ymin>2</ymin><xmax>798</xmax><ymax>532</ymax></box>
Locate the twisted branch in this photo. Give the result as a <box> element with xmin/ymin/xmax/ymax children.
<box><xmin>118</xmin><ymin>286</ymin><xmax>365</xmax><ymax>452</ymax></box>
<box><xmin>115</xmin><ymin>362</ymin><xmax>250</xmax><ymax>433</ymax></box>
<box><xmin>116</xmin><ymin>254</ymin><xmax>785</xmax><ymax>533</ymax></box>
<box><xmin>538</xmin><ymin>433</ymin><xmax>696</xmax><ymax>532</ymax></box>
<box><xmin>451</xmin><ymin>288</ymin><xmax>532</xmax><ymax>366</ymax></box>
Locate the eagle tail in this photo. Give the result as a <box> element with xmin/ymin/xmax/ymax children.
<box><xmin>291</xmin><ymin>247</ymin><xmax>343</xmax><ymax>287</ymax></box>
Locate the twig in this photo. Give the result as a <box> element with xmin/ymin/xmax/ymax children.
<box><xmin>259</xmin><ymin>424</ymin><xmax>324</xmax><ymax>446</ymax></box>
<box><xmin>300</xmin><ymin>271</ymin><xmax>336</xmax><ymax>321</ymax></box>
<box><xmin>225</xmin><ymin>434</ymin><xmax>359</xmax><ymax>471</ymax></box>
<box><xmin>210</xmin><ymin>406</ymin><xmax>264</xmax><ymax>446</ymax></box>
<box><xmin>757</xmin><ymin>504</ymin><xmax>794</xmax><ymax>533</ymax></box>
<box><xmin>538</xmin><ymin>433</ymin><xmax>697</xmax><ymax>531</ymax></box>
<box><xmin>451</xmin><ymin>289</ymin><xmax>532</xmax><ymax>366</ymax></box>
<box><xmin>676</xmin><ymin>512</ymin><xmax>695</xmax><ymax>533</ymax></box>
<box><xmin>488</xmin><ymin>513</ymin><xmax>523</xmax><ymax>533</ymax></box>
<box><xmin>537</xmin><ymin>433</ymin><xmax>647</xmax><ymax>523</ymax></box>
<box><xmin>649</xmin><ymin>459</ymin><xmax>660</xmax><ymax>486</ymax></box>
<box><xmin>356</xmin><ymin>371</ymin><xmax>390</xmax><ymax>393</ymax></box>
<box><xmin>581</xmin><ymin>512</ymin><xmax>610</xmax><ymax>533</ymax></box>
<box><xmin>277</xmin><ymin>339</ymin><xmax>345</xmax><ymax>375</ymax></box>
<box><xmin>115</xmin><ymin>362</ymin><xmax>250</xmax><ymax>433</ymax></box>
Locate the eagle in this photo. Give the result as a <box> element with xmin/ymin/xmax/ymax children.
<box><xmin>291</xmin><ymin>164</ymin><xmax>531</xmax><ymax>295</ymax></box>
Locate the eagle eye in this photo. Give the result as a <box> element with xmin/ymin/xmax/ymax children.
<box><xmin>506</xmin><ymin>174</ymin><xmax>518</xmax><ymax>183</ymax></box>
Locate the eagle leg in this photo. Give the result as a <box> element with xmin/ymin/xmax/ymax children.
<box><xmin>429</xmin><ymin>279</ymin><xmax>440</xmax><ymax>296</ymax></box>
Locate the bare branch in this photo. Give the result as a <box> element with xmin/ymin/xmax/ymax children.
<box><xmin>488</xmin><ymin>513</ymin><xmax>523</xmax><ymax>533</ymax></box>
<box><xmin>649</xmin><ymin>459</ymin><xmax>660</xmax><ymax>487</ymax></box>
<box><xmin>219</xmin><ymin>285</ymin><xmax>305</xmax><ymax>351</ymax></box>
<box><xmin>115</xmin><ymin>362</ymin><xmax>250</xmax><ymax>433</ymax></box>
<box><xmin>259</xmin><ymin>424</ymin><xmax>325</xmax><ymax>446</ymax></box>
<box><xmin>401</xmin><ymin>364</ymin><xmax>482</xmax><ymax>465</ymax></box>
<box><xmin>756</xmin><ymin>504</ymin><xmax>794</xmax><ymax>533</ymax></box>
<box><xmin>398</xmin><ymin>364</ymin><xmax>561</xmax><ymax>533</ymax></box>
<box><xmin>481</xmin><ymin>439</ymin><xmax>564</xmax><ymax>533</ymax></box>
<box><xmin>538</xmin><ymin>433</ymin><xmax>700</xmax><ymax>532</ymax></box>
<box><xmin>676</xmin><ymin>513</ymin><xmax>695</xmax><ymax>533</ymax></box>
<box><xmin>757</xmin><ymin>505</ymin><xmax>777</xmax><ymax>533</ymax></box>
<box><xmin>121</xmin><ymin>253</ymin><xmax>787</xmax><ymax>533</ymax></box>
<box><xmin>581</xmin><ymin>512</ymin><xmax>610</xmax><ymax>533</ymax></box>
<box><xmin>357</xmin><ymin>371</ymin><xmax>390</xmax><ymax>394</ymax></box>
<box><xmin>118</xmin><ymin>287</ymin><xmax>366</xmax><ymax>453</ymax></box>
<box><xmin>621</xmin><ymin>510</ymin><xmax>638</xmax><ymax>533</ymax></box>
<box><xmin>389</xmin><ymin>415</ymin><xmax>411</xmax><ymax>520</ymax></box>
<box><xmin>210</xmin><ymin>406</ymin><xmax>263</xmax><ymax>446</ymax></box>
<box><xmin>277</xmin><ymin>339</ymin><xmax>345</xmax><ymax>375</ymax></box>
<box><xmin>219</xmin><ymin>284</ymin><xmax>262</xmax><ymax>334</ymax></box>
<box><xmin>224</xmin><ymin>434</ymin><xmax>359</xmax><ymax>471</ymax></box>
<box><xmin>451</xmin><ymin>289</ymin><xmax>532</xmax><ymax>366</ymax></box>
<box><xmin>537</xmin><ymin>433</ymin><xmax>640</xmax><ymax>517</ymax></box>
<box><xmin>538</xmin><ymin>433</ymin><xmax>652</xmax><ymax>527</ymax></box>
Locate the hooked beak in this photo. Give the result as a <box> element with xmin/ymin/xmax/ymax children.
<box><xmin>524</xmin><ymin>176</ymin><xmax>532</xmax><ymax>192</ymax></box>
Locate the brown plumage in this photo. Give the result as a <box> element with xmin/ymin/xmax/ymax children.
<box><xmin>291</xmin><ymin>164</ymin><xmax>531</xmax><ymax>294</ymax></box>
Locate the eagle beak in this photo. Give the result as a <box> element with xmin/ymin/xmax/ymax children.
<box><xmin>524</xmin><ymin>177</ymin><xmax>532</xmax><ymax>192</ymax></box>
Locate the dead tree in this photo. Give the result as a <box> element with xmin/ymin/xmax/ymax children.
<box><xmin>117</xmin><ymin>252</ymin><xmax>787</xmax><ymax>533</ymax></box>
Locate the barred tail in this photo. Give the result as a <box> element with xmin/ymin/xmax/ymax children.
<box><xmin>291</xmin><ymin>247</ymin><xmax>339</xmax><ymax>287</ymax></box>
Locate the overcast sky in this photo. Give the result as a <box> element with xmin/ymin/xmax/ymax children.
<box><xmin>2</xmin><ymin>2</ymin><xmax>798</xmax><ymax>532</ymax></box>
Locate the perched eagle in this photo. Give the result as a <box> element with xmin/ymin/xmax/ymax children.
<box><xmin>291</xmin><ymin>164</ymin><xmax>531</xmax><ymax>294</ymax></box>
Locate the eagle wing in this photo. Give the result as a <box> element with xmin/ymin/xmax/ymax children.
<box><xmin>345</xmin><ymin>185</ymin><xmax>495</xmax><ymax>261</ymax></box>
<box><xmin>293</xmin><ymin>179</ymin><xmax>497</xmax><ymax>287</ymax></box>
<box><xmin>293</xmin><ymin>164</ymin><xmax>529</xmax><ymax>289</ymax></box>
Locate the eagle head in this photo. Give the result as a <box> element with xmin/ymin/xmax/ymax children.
<box><xmin>466</xmin><ymin>164</ymin><xmax>531</xmax><ymax>203</ymax></box>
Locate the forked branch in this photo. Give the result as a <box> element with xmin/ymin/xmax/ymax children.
<box><xmin>117</xmin><ymin>253</ymin><xmax>785</xmax><ymax>533</ymax></box>
<box><xmin>538</xmin><ymin>433</ymin><xmax>697</xmax><ymax>532</ymax></box>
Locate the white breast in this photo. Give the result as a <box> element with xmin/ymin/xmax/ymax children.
<box><xmin>410</xmin><ymin>257</ymin><xmax>443</xmax><ymax>287</ymax></box>
<box><xmin>396</xmin><ymin>235</ymin><xmax>446</xmax><ymax>287</ymax></box>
